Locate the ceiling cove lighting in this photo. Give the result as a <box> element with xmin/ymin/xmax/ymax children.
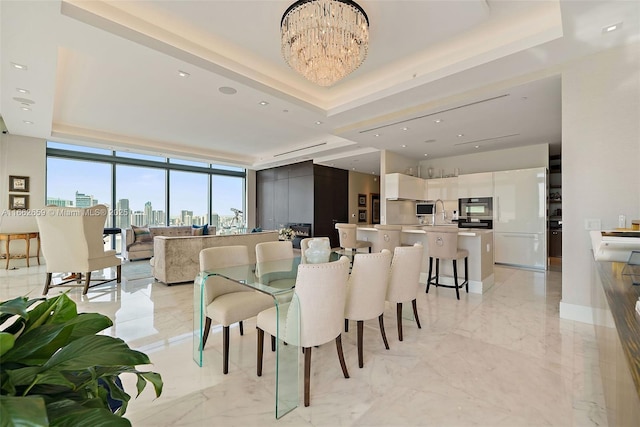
<box><xmin>281</xmin><ymin>0</ymin><xmax>369</xmax><ymax>87</ymax></box>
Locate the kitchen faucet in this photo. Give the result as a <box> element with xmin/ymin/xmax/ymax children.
<box><xmin>434</xmin><ymin>199</ymin><xmax>446</xmax><ymax>224</ymax></box>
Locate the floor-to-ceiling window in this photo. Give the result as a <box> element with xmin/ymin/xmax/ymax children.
<box><xmin>46</xmin><ymin>142</ymin><xmax>246</xmax><ymax>251</ymax></box>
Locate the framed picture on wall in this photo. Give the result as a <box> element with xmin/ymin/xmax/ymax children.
<box><xmin>358</xmin><ymin>209</ymin><xmax>367</xmax><ymax>223</ymax></box>
<box><xmin>9</xmin><ymin>175</ymin><xmax>29</xmax><ymax>192</ymax></box>
<box><xmin>371</xmin><ymin>194</ymin><xmax>380</xmax><ymax>224</ymax></box>
<box><xmin>358</xmin><ymin>194</ymin><xmax>367</xmax><ymax>207</ymax></box>
<box><xmin>9</xmin><ymin>194</ymin><xmax>29</xmax><ymax>210</ymax></box>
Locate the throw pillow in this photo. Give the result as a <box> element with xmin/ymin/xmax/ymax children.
<box><xmin>192</xmin><ymin>224</ymin><xmax>208</xmax><ymax>235</ymax></box>
<box><xmin>131</xmin><ymin>224</ymin><xmax>152</xmax><ymax>243</ymax></box>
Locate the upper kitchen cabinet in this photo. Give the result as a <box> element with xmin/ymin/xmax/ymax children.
<box><xmin>457</xmin><ymin>172</ymin><xmax>494</xmax><ymax>199</ymax></box>
<box><xmin>426</xmin><ymin>177</ymin><xmax>458</xmax><ymax>201</ymax></box>
<box><xmin>385</xmin><ymin>173</ymin><xmax>427</xmax><ymax>200</ymax></box>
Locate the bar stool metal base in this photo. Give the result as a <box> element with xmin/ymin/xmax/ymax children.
<box><xmin>426</xmin><ymin>257</ymin><xmax>469</xmax><ymax>300</ymax></box>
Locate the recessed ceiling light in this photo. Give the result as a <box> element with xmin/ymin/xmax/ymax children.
<box><xmin>177</xmin><ymin>70</ymin><xmax>190</xmax><ymax>77</ymax></box>
<box><xmin>218</xmin><ymin>86</ymin><xmax>237</xmax><ymax>95</ymax></box>
<box><xmin>457</xmin><ymin>134</ymin><xmax>464</xmax><ymax>137</ymax></box>
<box><xmin>374</xmin><ymin>134</ymin><xmax>380</xmax><ymax>137</ymax></box>
<box><xmin>13</xmin><ymin>97</ymin><xmax>34</xmax><ymax>104</ymax></box>
<box><xmin>23</xmin><ymin>120</ymin><xmax>33</xmax><ymax>124</ymax></box>
<box><xmin>434</xmin><ymin>119</ymin><xmax>442</xmax><ymax>124</ymax></box>
<box><xmin>11</xmin><ymin>62</ymin><xmax>27</xmax><ymax>70</ymax></box>
<box><xmin>602</xmin><ymin>22</ymin><xmax>622</xmax><ymax>33</ymax></box>
<box><xmin>401</xmin><ymin>144</ymin><xmax>407</xmax><ymax>148</ymax></box>
<box><xmin>402</xmin><ymin>127</ymin><xmax>409</xmax><ymax>131</ymax></box>
<box><xmin>352</xmin><ymin>167</ymin><xmax>356</xmax><ymax>171</ymax></box>
<box><xmin>16</xmin><ymin>88</ymin><xmax>30</xmax><ymax>94</ymax></box>
<box><xmin>20</xmin><ymin>107</ymin><xmax>31</xmax><ymax>111</ymax></box>
<box><xmin>424</xmin><ymin>153</ymin><xmax>428</xmax><ymax>156</ymax></box>
<box><xmin>282</xmin><ymin>109</ymin><xmax>289</xmax><ymax>113</ymax></box>
<box><xmin>315</xmin><ymin>121</ymin><xmax>323</xmax><ymax>125</ymax></box>
<box><xmin>475</xmin><ymin>145</ymin><xmax>480</xmax><ymax>149</ymax></box>
<box><xmin>259</xmin><ymin>101</ymin><xmax>269</xmax><ymax>106</ymax></box>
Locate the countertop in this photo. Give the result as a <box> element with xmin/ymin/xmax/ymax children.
<box><xmin>357</xmin><ymin>225</ymin><xmax>492</xmax><ymax>237</ymax></box>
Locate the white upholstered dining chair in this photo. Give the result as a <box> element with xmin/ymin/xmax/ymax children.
<box><xmin>255</xmin><ymin>240</ymin><xmax>296</xmax><ymax>291</ymax></box>
<box><xmin>36</xmin><ymin>204</ymin><xmax>121</xmax><ymax>295</ymax></box>
<box><xmin>199</xmin><ymin>245</ymin><xmax>274</xmax><ymax>374</ymax></box>
<box><xmin>386</xmin><ymin>243</ymin><xmax>424</xmax><ymax>341</ymax></box>
<box><xmin>344</xmin><ymin>249</ymin><xmax>393</xmax><ymax>368</ymax></box>
<box><xmin>256</xmin><ymin>256</ymin><xmax>351</xmax><ymax>407</ymax></box>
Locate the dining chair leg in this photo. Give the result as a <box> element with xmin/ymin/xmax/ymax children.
<box><xmin>335</xmin><ymin>335</ymin><xmax>349</xmax><ymax>379</ymax></box>
<box><xmin>223</xmin><ymin>326</ymin><xmax>230</xmax><ymax>375</ymax></box>
<box><xmin>239</xmin><ymin>320</ymin><xmax>244</xmax><ymax>336</ymax></box>
<box><xmin>202</xmin><ymin>317</ymin><xmax>212</xmax><ymax>349</ymax></box>
<box><xmin>116</xmin><ymin>264</ymin><xmax>122</xmax><ymax>283</ymax></box>
<box><xmin>357</xmin><ymin>320</ymin><xmax>364</xmax><ymax>368</ymax></box>
<box><xmin>43</xmin><ymin>273</ymin><xmax>52</xmax><ymax>295</ymax></box>
<box><xmin>396</xmin><ymin>303</ymin><xmax>403</xmax><ymax>341</ymax></box>
<box><xmin>82</xmin><ymin>272</ymin><xmax>91</xmax><ymax>295</ymax></box>
<box><xmin>345</xmin><ymin>318</ymin><xmax>349</xmax><ymax>332</ymax></box>
<box><xmin>378</xmin><ymin>314</ymin><xmax>390</xmax><ymax>350</ymax></box>
<box><xmin>304</xmin><ymin>347</ymin><xmax>311</xmax><ymax>407</ymax></box>
<box><xmin>453</xmin><ymin>259</ymin><xmax>460</xmax><ymax>300</ymax></box>
<box><xmin>257</xmin><ymin>327</ymin><xmax>264</xmax><ymax>377</ymax></box>
<box><xmin>271</xmin><ymin>335</ymin><xmax>276</xmax><ymax>352</ymax></box>
<box><xmin>412</xmin><ymin>299</ymin><xmax>421</xmax><ymax>329</ymax></box>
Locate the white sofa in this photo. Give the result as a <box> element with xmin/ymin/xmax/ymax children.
<box><xmin>151</xmin><ymin>230</ymin><xmax>279</xmax><ymax>284</ymax></box>
<box><xmin>122</xmin><ymin>226</ymin><xmax>199</xmax><ymax>261</ymax></box>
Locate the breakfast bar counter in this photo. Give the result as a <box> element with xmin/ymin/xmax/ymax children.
<box><xmin>357</xmin><ymin>225</ymin><xmax>494</xmax><ymax>294</ymax></box>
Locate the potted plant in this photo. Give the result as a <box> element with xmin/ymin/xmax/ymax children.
<box><xmin>0</xmin><ymin>293</ymin><xmax>163</xmax><ymax>426</ymax></box>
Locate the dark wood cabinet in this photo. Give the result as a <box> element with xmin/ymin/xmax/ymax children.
<box><xmin>549</xmin><ymin>229</ymin><xmax>562</xmax><ymax>258</ymax></box>
<box><xmin>256</xmin><ymin>161</ymin><xmax>348</xmax><ymax>248</ymax></box>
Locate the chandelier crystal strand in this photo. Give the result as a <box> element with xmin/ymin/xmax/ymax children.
<box><xmin>281</xmin><ymin>0</ymin><xmax>369</xmax><ymax>87</ymax></box>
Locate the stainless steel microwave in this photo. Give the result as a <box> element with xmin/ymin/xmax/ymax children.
<box><xmin>458</xmin><ymin>197</ymin><xmax>493</xmax><ymax>219</ymax></box>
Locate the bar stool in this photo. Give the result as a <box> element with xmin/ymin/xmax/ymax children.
<box><xmin>374</xmin><ymin>224</ymin><xmax>401</xmax><ymax>253</ymax></box>
<box><xmin>426</xmin><ymin>231</ymin><xmax>468</xmax><ymax>300</ymax></box>
<box><xmin>335</xmin><ymin>223</ymin><xmax>372</xmax><ymax>254</ymax></box>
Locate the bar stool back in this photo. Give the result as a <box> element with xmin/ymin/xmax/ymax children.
<box><xmin>374</xmin><ymin>224</ymin><xmax>401</xmax><ymax>253</ymax></box>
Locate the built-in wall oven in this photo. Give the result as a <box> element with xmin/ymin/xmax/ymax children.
<box><xmin>458</xmin><ymin>197</ymin><xmax>493</xmax><ymax>229</ymax></box>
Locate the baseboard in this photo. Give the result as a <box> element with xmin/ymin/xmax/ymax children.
<box><xmin>558</xmin><ymin>301</ymin><xmax>611</xmax><ymax>325</ymax></box>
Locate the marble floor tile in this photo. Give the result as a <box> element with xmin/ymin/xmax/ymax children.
<box><xmin>0</xmin><ymin>262</ymin><xmax>609</xmax><ymax>426</ymax></box>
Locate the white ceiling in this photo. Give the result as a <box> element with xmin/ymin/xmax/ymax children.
<box><xmin>1</xmin><ymin>1</ymin><xmax>638</xmax><ymax>175</ymax></box>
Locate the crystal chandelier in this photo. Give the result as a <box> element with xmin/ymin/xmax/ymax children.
<box><xmin>281</xmin><ymin>0</ymin><xmax>369</xmax><ymax>87</ymax></box>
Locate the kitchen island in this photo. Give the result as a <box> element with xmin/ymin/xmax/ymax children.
<box><xmin>357</xmin><ymin>225</ymin><xmax>494</xmax><ymax>294</ymax></box>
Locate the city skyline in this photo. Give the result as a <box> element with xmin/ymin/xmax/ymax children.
<box><xmin>47</xmin><ymin>157</ymin><xmax>245</xmax><ymax>229</ymax></box>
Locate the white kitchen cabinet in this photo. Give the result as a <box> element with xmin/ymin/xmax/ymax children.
<box><xmin>457</xmin><ymin>172</ymin><xmax>493</xmax><ymax>199</ymax></box>
<box><xmin>493</xmin><ymin>167</ymin><xmax>547</xmax><ymax>269</ymax></box>
<box><xmin>385</xmin><ymin>173</ymin><xmax>426</xmax><ymax>200</ymax></box>
<box><xmin>426</xmin><ymin>177</ymin><xmax>458</xmax><ymax>201</ymax></box>
<box><xmin>494</xmin><ymin>232</ymin><xmax>546</xmax><ymax>269</ymax></box>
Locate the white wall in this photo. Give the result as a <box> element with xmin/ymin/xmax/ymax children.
<box><xmin>560</xmin><ymin>43</ymin><xmax>640</xmax><ymax>323</ymax></box>
<box><xmin>348</xmin><ymin>171</ymin><xmax>380</xmax><ymax>224</ymax></box>
<box><xmin>0</xmin><ymin>134</ymin><xmax>47</xmax><ymax>256</ymax></box>
<box><xmin>418</xmin><ymin>143</ymin><xmax>549</xmax><ymax>177</ymax></box>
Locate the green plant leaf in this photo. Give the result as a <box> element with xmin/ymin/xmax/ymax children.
<box><xmin>49</xmin><ymin>406</ymin><xmax>131</xmax><ymax>427</ymax></box>
<box><xmin>23</xmin><ymin>294</ymin><xmax>76</xmax><ymax>334</ymax></box>
<box><xmin>0</xmin><ymin>331</ymin><xmax>16</xmax><ymax>356</ymax></box>
<box><xmin>137</xmin><ymin>371</ymin><xmax>163</xmax><ymax>398</ymax></box>
<box><xmin>44</xmin><ymin>335</ymin><xmax>151</xmax><ymax>372</ymax></box>
<box><xmin>4</xmin><ymin>313</ymin><xmax>112</xmax><ymax>364</ymax></box>
<box><xmin>0</xmin><ymin>296</ymin><xmax>28</xmax><ymax>318</ymax></box>
<box><xmin>0</xmin><ymin>395</ymin><xmax>49</xmax><ymax>427</ymax></box>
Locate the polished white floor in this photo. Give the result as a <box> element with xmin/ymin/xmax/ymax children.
<box><xmin>0</xmin><ymin>259</ymin><xmax>607</xmax><ymax>427</ymax></box>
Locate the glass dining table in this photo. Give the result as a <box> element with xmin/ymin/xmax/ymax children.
<box><xmin>192</xmin><ymin>252</ymin><xmax>345</xmax><ymax>418</ymax></box>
